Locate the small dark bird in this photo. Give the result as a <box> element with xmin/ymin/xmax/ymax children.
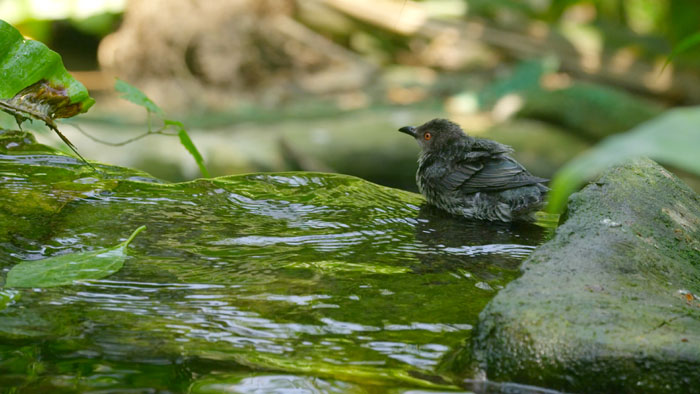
<box><xmin>398</xmin><ymin>118</ymin><xmax>548</xmax><ymax>222</ymax></box>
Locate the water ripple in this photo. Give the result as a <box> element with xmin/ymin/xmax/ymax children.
<box><xmin>0</xmin><ymin>165</ymin><xmax>549</xmax><ymax>390</ymax></box>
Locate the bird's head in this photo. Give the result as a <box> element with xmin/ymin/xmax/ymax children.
<box><xmin>398</xmin><ymin>118</ymin><xmax>467</xmax><ymax>152</ymax></box>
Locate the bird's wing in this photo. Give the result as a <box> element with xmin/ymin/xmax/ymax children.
<box><xmin>443</xmin><ymin>154</ymin><xmax>547</xmax><ymax>194</ymax></box>
<box><xmin>440</xmin><ymin>160</ymin><xmax>483</xmax><ymax>190</ymax></box>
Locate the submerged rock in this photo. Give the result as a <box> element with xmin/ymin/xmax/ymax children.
<box><xmin>443</xmin><ymin>158</ymin><xmax>700</xmax><ymax>392</ymax></box>
<box><xmin>0</xmin><ymin>128</ymin><xmax>548</xmax><ymax>391</ymax></box>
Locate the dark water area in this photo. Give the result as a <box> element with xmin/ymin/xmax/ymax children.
<box><xmin>0</xmin><ymin>149</ymin><xmax>549</xmax><ymax>392</ymax></box>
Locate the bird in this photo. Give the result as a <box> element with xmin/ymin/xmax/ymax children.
<box><xmin>398</xmin><ymin>118</ymin><xmax>549</xmax><ymax>222</ymax></box>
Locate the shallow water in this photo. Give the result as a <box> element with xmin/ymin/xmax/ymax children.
<box><xmin>0</xmin><ymin>139</ymin><xmax>548</xmax><ymax>392</ymax></box>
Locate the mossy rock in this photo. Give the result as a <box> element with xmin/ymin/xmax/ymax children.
<box><xmin>0</xmin><ymin>128</ymin><xmax>160</xmax><ymax>242</ymax></box>
<box><xmin>442</xmin><ymin>158</ymin><xmax>700</xmax><ymax>392</ymax></box>
<box><xmin>1</xmin><ymin>127</ymin><xmax>553</xmax><ymax>390</ymax></box>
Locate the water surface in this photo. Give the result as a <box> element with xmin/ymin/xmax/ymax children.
<box><xmin>0</xmin><ymin>142</ymin><xmax>548</xmax><ymax>392</ymax></box>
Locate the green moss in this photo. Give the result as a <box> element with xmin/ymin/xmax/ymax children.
<box><xmin>0</xmin><ymin>129</ymin><xmax>550</xmax><ymax>391</ymax></box>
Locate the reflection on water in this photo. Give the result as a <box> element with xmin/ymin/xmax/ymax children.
<box><xmin>0</xmin><ymin>152</ymin><xmax>549</xmax><ymax>392</ymax></box>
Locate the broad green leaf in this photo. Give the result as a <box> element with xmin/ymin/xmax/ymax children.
<box><xmin>0</xmin><ymin>19</ymin><xmax>95</xmax><ymax>121</ymax></box>
<box><xmin>114</xmin><ymin>78</ymin><xmax>164</xmax><ymax>115</ymax></box>
<box><xmin>547</xmin><ymin>107</ymin><xmax>700</xmax><ymax>213</ymax></box>
<box><xmin>5</xmin><ymin>226</ymin><xmax>146</xmax><ymax>288</ymax></box>
<box><xmin>166</xmin><ymin>119</ymin><xmax>211</xmax><ymax>178</ymax></box>
<box><xmin>0</xmin><ymin>19</ymin><xmax>95</xmax><ymax>164</ymax></box>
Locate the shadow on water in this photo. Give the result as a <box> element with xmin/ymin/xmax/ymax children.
<box><xmin>412</xmin><ymin>204</ymin><xmax>548</xmax><ymax>275</ymax></box>
<box><xmin>0</xmin><ymin>138</ymin><xmax>553</xmax><ymax>392</ymax></box>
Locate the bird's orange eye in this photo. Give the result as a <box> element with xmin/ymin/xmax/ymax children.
<box><xmin>424</xmin><ymin>132</ymin><xmax>432</xmax><ymax>140</ymax></box>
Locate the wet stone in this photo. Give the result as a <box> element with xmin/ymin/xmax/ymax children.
<box><xmin>443</xmin><ymin>158</ymin><xmax>700</xmax><ymax>393</ymax></box>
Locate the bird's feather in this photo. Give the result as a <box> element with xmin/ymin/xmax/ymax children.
<box><xmin>438</xmin><ymin>149</ymin><xmax>547</xmax><ymax>194</ymax></box>
<box><xmin>408</xmin><ymin>118</ymin><xmax>548</xmax><ymax>221</ymax></box>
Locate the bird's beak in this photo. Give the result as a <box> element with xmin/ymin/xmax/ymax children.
<box><xmin>398</xmin><ymin>126</ymin><xmax>417</xmax><ymax>137</ymax></box>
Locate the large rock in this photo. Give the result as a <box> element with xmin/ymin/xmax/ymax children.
<box><xmin>98</xmin><ymin>0</ymin><xmax>374</xmax><ymax>111</ymax></box>
<box><xmin>443</xmin><ymin>158</ymin><xmax>700</xmax><ymax>392</ymax></box>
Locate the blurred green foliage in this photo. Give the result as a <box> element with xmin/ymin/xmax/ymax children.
<box><xmin>547</xmin><ymin>106</ymin><xmax>700</xmax><ymax>213</ymax></box>
<box><xmin>453</xmin><ymin>0</ymin><xmax>700</xmax><ymax>211</ymax></box>
<box><xmin>465</xmin><ymin>0</ymin><xmax>700</xmax><ymax>65</ymax></box>
<box><xmin>664</xmin><ymin>31</ymin><xmax>700</xmax><ymax>70</ymax></box>
<box><xmin>0</xmin><ymin>0</ymin><xmax>124</xmax><ymax>42</ymax></box>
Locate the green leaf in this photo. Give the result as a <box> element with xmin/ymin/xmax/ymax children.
<box><xmin>0</xmin><ymin>19</ymin><xmax>95</xmax><ymax>164</ymax></box>
<box><xmin>663</xmin><ymin>31</ymin><xmax>700</xmax><ymax>71</ymax></box>
<box><xmin>166</xmin><ymin>119</ymin><xmax>211</xmax><ymax>178</ymax></box>
<box><xmin>112</xmin><ymin>78</ymin><xmax>210</xmax><ymax>177</ymax></box>
<box><xmin>5</xmin><ymin>226</ymin><xmax>146</xmax><ymax>288</ymax></box>
<box><xmin>114</xmin><ymin>78</ymin><xmax>164</xmax><ymax>115</ymax></box>
<box><xmin>547</xmin><ymin>107</ymin><xmax>700</xmax><ymax>213</ymax></box>
<box><xmin>0</xmin><ymin>19</ymin><xmax>95</xmax><ymax>120</ymax></box>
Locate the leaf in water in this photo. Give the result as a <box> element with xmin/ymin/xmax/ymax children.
<box><xmin>114</xmin><ymin>78</ymin><xmax>164</xmax><ymax>115</ymax></box>
<box><xmin>547</xmin><ymin>107</ymin><xmax>700</xmax><ymax>213</ymax></box>
<box><xmin>166</xmin><ymin>119</ymin><xmax>211</xmax><ymax>178</ymax></box>
<box><xmin>4</xmin><ymin>226</ymin><xmax>146</xmax><ymax>288</ymax></box>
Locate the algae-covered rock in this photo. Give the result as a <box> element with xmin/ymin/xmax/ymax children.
<box><xmin>52</xmin><ymin>108</ymin><xmax>434</xmax><ymax>189</ymax></box>
<box><xmin>0</xmin><ymin>129</ymin><xmax>161</xmax><ymax>242</ymax></box>
<box><xmin>0</xmin><ymin>128</ymin><xmax>549</xmax><ymax>391</ymax></box>
<box><xmin>444</xmin><ymin>158</ymin><xmax>700</xmax><ymax>392</ymax></box>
